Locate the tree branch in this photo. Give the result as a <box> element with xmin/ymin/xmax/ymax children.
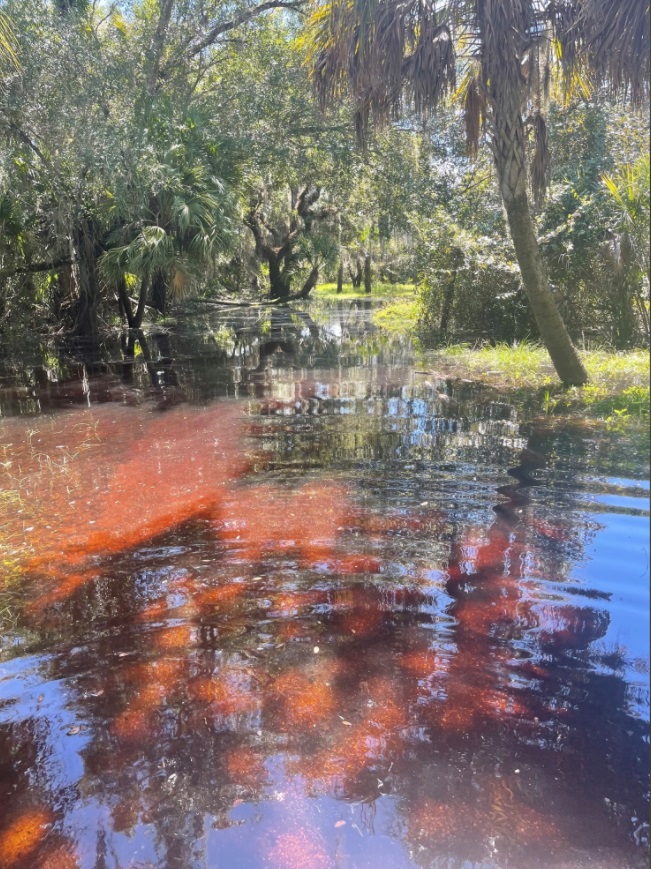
<box><xmin>187</xmin><ymin>1</ymin><xmax>305</xmax><ymax>58</ymax></box>
<box><xmin>0</xmin><ymin>258</ymin><xmax>74</xmax><ymax>280</ymax></box>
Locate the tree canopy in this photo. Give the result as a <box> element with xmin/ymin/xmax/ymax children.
<box><xmin>0</xmin><ymin>1</ymin><xmax>648</xmax><ymax>378</ymax></box>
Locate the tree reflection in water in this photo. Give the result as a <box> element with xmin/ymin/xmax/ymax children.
<box><xmin>0</xmin><ymin>302</ymin><xmax>648</xmax><ymax>869</ymax></box>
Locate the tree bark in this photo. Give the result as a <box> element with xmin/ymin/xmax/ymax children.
<box><xmin>146</xmin><ymin>0</ymin><xmax>175</xmax><ymax>95</ymax></box>
<box><xmin>478</xmin><ymin>3</ymin><xmax>588</xmax><ymax>386</ymax></box>
<box><xmin>349</xmin><ymin>258</ymin><xmax>362</xmax><ymax>288</ymax></box>
<box><xmin>268</xmin><ymin>252</ymin><xmax>290</xmax><ymax>300</ymax></box>
<box><xmin>133</xmin><ymin>275</ymin><xmax>150</xmax><ymax>329</ymax></box>
<box><xmin>116</xmin><ymin>276</ymin><xmax>135</xmax><ymax>328</ymax></box>
<box><xmin>503</xmin><ymin>190</ymin><xmax>588</xmax><ymax>385</ymax></box>
<box><xmin>151</xmin><ymin>270</ymin><xmax>167</xmax><ymax>314</ymax></box>
<box><xmin>299</xmin><ymin>264</ymin><xmax>319</xmax><ymax>298</ymax></box>
<box><xmin>336</xmin><ymin>260</ymin><xmax>344</xmax><ymax>294</ymax></box>
<box><xmin>71</xmin><ymin>221</ymin><xmax>101</xmax><ymax>362</ymax></box>
<box><xmin>439</xmin><ymin>247</ymin><xmax>463</xmax><ymax>339</ymax></box>
<box><xmin>364</xmin><ymin>252</ymin><xmax>372</xmax><ymax>294</ymax></box>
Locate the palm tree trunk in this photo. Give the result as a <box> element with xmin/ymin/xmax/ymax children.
<box><xmin>503</xmin><ymin>189</ymin><xmax>588</xmax><ymax>385</ymax></box>
<box><xmin>490</xmin><ymin>102</ymin><xmax>588</xmax><ymax>385</ymax></box>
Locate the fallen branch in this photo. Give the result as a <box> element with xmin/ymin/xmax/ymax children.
<box><xmin>0</xmin><ymin>258</ymin><xmax>74</xmax><ymax>280</ymax></box>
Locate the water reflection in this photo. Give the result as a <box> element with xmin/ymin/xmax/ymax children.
<box><xmin>0</xmin><ymin>301</ymin><xmax>648</xmax><ymax>869</ymax></box>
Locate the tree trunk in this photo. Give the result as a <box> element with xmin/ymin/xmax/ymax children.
<box><xmin>439</xmin><ymin>247</ymin><xmax>462</xmax><ymax>339</ymax></box>
<box><xmin>70</xmin><ymin>220</ymin><xmax>102</xmax><ymax>368</ymax></box>
<box><xmin>349</xmin><ymin>258</ymin><xmax>362</xmax><ymax>288</ymax></box>
<box><xmin>478</xmin><ymin>3</ymin><xmax>588</xmax><ymax>386</ymax></box>
<box><xmin>503</xmin><ymin>191</ymin><xmax>588</xmax><ymax>385</ymax></box>
<box><xmin>133</xmin><ymin>275</ymin><xmax>150</xmax><ymax>329</ymax></box>
<box><xmin>299</xmin><ymin>264</ymin><xmax>319</xmax><ymax>298</ymax></box>
<box><xmin>146</xmin><ymin>0</ymin><xmax>175</xmax><ymax>95</ymax></box>
<box><xmin>150</xmin><ymin>270</ymin><xmax>167</xmax><ymax>314</ymax></box>
<box><xmin>116</xmin><ymin>276</ymin><xmax>135</xmax><ymax>328</ymax></box>
<box><xmin>268</xmin><ymin>253</ymin><xmax>290</xmax><ymax>300</ymax></box>
<box><xmin>364</xmin><ymin>252</ymin><xmax>372</xmax><ymax>294</ymax></box>
<box><xmin>336</xmin><ymin>260</ymin><xmax>344</xmax><ymax>294</ymax></box>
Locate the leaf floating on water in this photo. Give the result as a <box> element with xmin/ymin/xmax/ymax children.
<box><xmin>37</xmin><ymin>694</ymin><xmax>44</xmax><ymax>703</ymax></box>
<box><xmin>67</xmin><ymin>725</ymin><xmax>81</xmax><ymax>735</ymax></box>
<box><xmin>334</xmin><ymin>820</ymin><xmax>346</xmax><ymax>828</ymax></box>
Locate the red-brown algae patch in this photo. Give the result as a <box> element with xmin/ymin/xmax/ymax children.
<box><xmin>0</xmin><ymin>808</ymin><xmax>54</xmax><ymax>867</ymax></box>
<box><xmin>111</xmin><ymin>706</ymin><xmax>153</xmax><ymax>743</ymax></box>
<box><xmin>5</xmin><ymin>403</ymin><xmax>247</xmax><ymax>600</ymax></box>
<box><xmin>36</xmin><ymin>843</ymin><xmax>80</xmax><ymax>869</ymax></box>
<box><xmin>154</xmin><ymin>624</ymin><xmax>196</xmax><ymax>651</ymax></box>
<box><xmin>263</xmin><ymin>828</ymin><xmax>331</xmax><ymax>869</ymax></box>
<box><xmin>407</xmin><ymin>798</ymin><xmax>458</xmax><ymax>844</ymax></box>
<box><xmin>269</xmin><ymin>663</ymin><xmax>338</xmax><ymax>730</ymax></box>
<box><xmin>224</xmin><ymin>746</ymin><xmax>267</xmax><ymax>788</ymax></box>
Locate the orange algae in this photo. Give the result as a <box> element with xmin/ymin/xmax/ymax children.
<box><xmin>224</xmin><ymin>747</ymin><xmax>266</xmax><ymax>787</ymax></box>
<box><xmin>7</xmin><ymin>402</ymin><xmax>246</xmax><ymax>600</ymax></box>
<box><xmin>264</xmin><ymin>828</ymin><xmax>331</xmax><ymax>869</ymax></box>
<box><xmin>111</xmin><ymin>799</ymin><xmax>140</xmax><ymax>834</ymax></box>
<box><xmin>408</xmin><ymin>798</ymin><xmax>458</xmax><ymax>842</ymax></box>
<box><xmin>219</xmin><ymin>481</ymin><xmax>349</xmax><ymax>564</ymax></box>
<box><xmin>270</xmin><ymin>668</ymin><xmax>337</xmax><ymax>729</ymax></box>
<box><xmin>136</xmin><ymin>598</ymin><xmax>170</xmax><ymax>623</ymax></box>
<box><xmin>0</xmin><ymin>808</ymin><xmax>54</xmax><ymax>867</ymax></box>
<box><xmin>154</xmin><ymin>624</ymin><xmax>196</xmax><ymax>651</ymax></box>
<box><xmin>111</xmin><ymin>707</ymin><xmax>153</xmax><ymax>743</ymax></box>
<box><xmin>194</xmin><ymin>583</ymin><xmax>244</xmax><ymax>609</ymax></box>
<box><xmin>400</xmin><ymin>649</ymin><xmax>449</xmax><ymax>680</ymax></box>
<box><xmin>37</xmin><ymin>844</ymin><xmax>79</xmax><ymax>869</ymax></box>
<box><xmin>187</xmin><ymin>674</ymin><xmax>258</xmax><ymax>717</ymax></box>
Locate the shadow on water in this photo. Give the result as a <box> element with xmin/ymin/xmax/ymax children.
<box><xmin>0</xmin><ymin>299</ymin><xmax>648</xmax><ymax>868</ymax></box>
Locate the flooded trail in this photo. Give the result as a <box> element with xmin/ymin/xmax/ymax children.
<box><xmin>0</xmin><ymin>301</ymin><xmax>648</xmax><ymax>869</ymax></box>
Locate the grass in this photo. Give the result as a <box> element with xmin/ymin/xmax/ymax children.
<box><xmin>426</xmin><ymin>342</ymin><xmax>649</xmax><ymax>426</ymax></box>
<box><xmin>315</xmin><ymin>281</ymin><xmax>416</xmax><ymax>300</ymax></box>
<box><xmin>366</xmin><ymin>294</ymin><xmax>649</xmax><ymax>427</ymax></box>
<box><xmin>372</xmin><ymin>297</ymin><xmax>420</xmax><ymax>334</ymax></box>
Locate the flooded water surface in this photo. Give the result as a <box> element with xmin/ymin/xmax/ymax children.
<box><xmin>0</xmin><ymin>301</ymin><xmax>649</xmax><ymax>869</ymax></box>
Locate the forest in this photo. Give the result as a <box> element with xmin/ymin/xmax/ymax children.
<box><xmin>0</xmin><ymin>0</ymin><xmax>648</xmax><ymax>386</ymax></box>
<box><xmin>0</xmin><ymin>5</ymin><xmax>650</xmax><ymax>869</ymax></box>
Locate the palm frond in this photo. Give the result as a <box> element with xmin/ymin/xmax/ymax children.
<box><xmin>581</xmin><ymin>0</ymin><xmax>649</xmax><ymax>105</ymax></box>
<box><xmin>0</xmin><ymin>13</ymin><xmax>19</xmax><ymax>70</ymax></box>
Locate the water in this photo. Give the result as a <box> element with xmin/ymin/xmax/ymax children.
<box><xmin>0</xmin><ymin>300</ymin><xmax>648</xmax><ymax>869</ymax></box>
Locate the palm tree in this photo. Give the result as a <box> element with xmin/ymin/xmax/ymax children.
<box><xmin>0</xmin><ymin>12</ymin><xmax>18</xmax><ymax>70</ymax></box>
<box><xmin>102</xmin><ymin>162</ymin><xmax>234</xmax><ymax>329</ymax></box>
<box><xmin>306</xmin><ymin>0</ymin><xmax>649</xmax><ymax>385</ymax></box>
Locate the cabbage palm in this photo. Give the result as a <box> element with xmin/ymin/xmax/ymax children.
<box><xmin>103</xmin><ymin>164</ymin><xmax>233</xmax><ymax>328</ymax></box>
<box><xmin>306</xmin><ymin>0</ymin><xmax>649</xmax><ymax>385</ymax></box>
<box><xmin>0</xmin><ymin>12</ymin><xmax>18</xmax><ymax>70</ymax></box>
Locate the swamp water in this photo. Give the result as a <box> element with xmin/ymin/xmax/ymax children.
<box><xmin>0</xmin><ymin>300</ymin><xmax>648</xmax><ymax>869</ymax></box>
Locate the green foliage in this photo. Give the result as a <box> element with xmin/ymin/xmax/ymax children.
<box><xmin>0</xmin><ymin>1</ymin><xmax>648</xmax><ymax>357</ymax></box>
<box><xmin>372</xmin><ymin>296</ymin><xmax>419</xmax><ymax>334</ymax></box>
